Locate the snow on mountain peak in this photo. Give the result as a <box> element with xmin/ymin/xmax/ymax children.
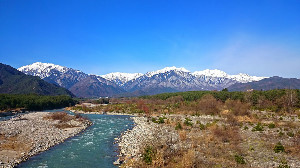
<box><xmin>229</xmin><ymin>73</ymin><xmax>266</xmax><ymax>83</ymax></box>
<box><xmin>145</xmin><ymin>66</ymin><xmax>190</xmax><ymax>77</ymax></box>
<box><xmin>19</xmin><ymin>62</ymin><xmax>67</xmax><ymax>72</ymax></box>
<box><xmin>18</xmin><ymin>62</ymin><xmax>70</xmax><ymax>78</ymax></box>
<box><xmin>193</xmin><ymin>69</ymin><xmax>228</xmax><ymax>78</ymax></box>
<box><xmin>192</xmin><ymin>69</ymin><xmax>266</xmax><ymax>83</ymax></box>
<box><xmin>101</xmin><ymin>72</ymin><xmax>143</xmax><ymax>84</ymax></box>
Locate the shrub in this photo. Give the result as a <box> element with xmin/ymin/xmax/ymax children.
<box><xmin>274</xmin><ymin>142</ymin><xmax>285</xmax><ymax>153</ymax></box>
<box><xmin>184</xmin><ymin>118</ymin><xmax>193</xmax><ymax>126</ymax></box>
<box><xmin>212</xmin><ymin>126</ymin><xmax>240</xmax><ymax>143</ymax></box>
<box><xmin>152</xmin><ymin>117</ymin><xmax>166</xmax><ymax>124</ymax></box>
<box><xmin>287</xmin><ymin>131</ymin><xmax>294</xmax><ymax>137</ymax></box>
<box><xmin>252</xmin><ymin>123</ymin><xmax>264</xmax><ymax>132</ymax></box>
<box><xmin>278</xmin><ymin>160</ymin><xmax>290</xmax><ymax>168</ymax></box>
<box><xmin>225</xmin><ymin>99</ymin><xmax>250</xmax><ymax>116</ymax></box>
<box><xmin>158</xmin><ymin>117</ymin><xmax>166</xmax><ymax>124</ymax></box>
<box><xmin>199</xmin><ymin>122</ymin><xmax>206</xmax><ymax>130</ymax></box>
<box><xmin>175</xmin><ymin>122</ymin><xmax>182</xmax><ymax>130</ymax></box>
<box><xmin>197</xmin><ymin>94</ymin><xmax>221</xmax><ymax>115</ymax></box>
<box><xmin>278</xmin><ymin>131</ymin><xmax>284</xmax><ymax>137</ymax></box>
<box><xmin>143</xmin><ymin>146</ymin><xmax>155</xmax><ymax>165</ymax></box>
<box><xmin>268</xmin><ymin>123</ymin><xmax>276</xmax><ymax>129</ymax></box>
<box><xmin>234</xmin><ymin>154</ymin><xmax>246</xmax><ymax>164</ymax></box>
<box><xmin>226</xmin><ymin>114</ymin><xmax>238</xmax><ymax>126</ymax></box>
<box><xmin>45</xmin><ymin>112</ymin><xmax>73</xmax><ymax>122</ymax></box>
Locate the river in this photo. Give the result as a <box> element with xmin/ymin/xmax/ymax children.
<box><xmin>16</xmin><ymin>109</ymin><xmax>134</xmax><ymax>168</ymax></box>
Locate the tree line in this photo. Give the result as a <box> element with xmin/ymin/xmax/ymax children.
<box><xmin>0</xmin><ymin>94</ymin><xmax>77</xmax><ymax>111</ymax></box>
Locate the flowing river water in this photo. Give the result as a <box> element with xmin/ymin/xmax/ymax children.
<box><xmin>16</xmin><ymin>109</ymin><xmax>134</xmax><ymax>168</ymax></box>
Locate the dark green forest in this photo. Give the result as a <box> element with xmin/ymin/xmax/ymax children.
<box><xmin>0</xmin><ymin>94</ymin><xmax>76</xmax><ymax>111</ymax></box>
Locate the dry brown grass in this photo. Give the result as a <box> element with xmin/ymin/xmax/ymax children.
<box><xmin>0</xmin><ymin>135</ymin><xmax>31</xmax><ymax>153</ymax></box>
<box><xmin>44</xmin><ymin>112</ymin><xmax>74</xmax><ymax>122</ymax></box>
<box><xmin>210</xmin><ymin>125</ymin><xmax>241</xmax><ymax>144</ymax></box>
<box><xmin>44</xmin><ymin>112</ymin><xmax>78</xmax><ymax>129</ymax></box>
<box><xmin>178</xmin><ymin>130</ymin><xmax>187</xmax><ymax>141</ymax></box>
<box><xmin>225</xmin><ymin>99</ymin><xmax>250</xmax><ymax>116</ymax></box>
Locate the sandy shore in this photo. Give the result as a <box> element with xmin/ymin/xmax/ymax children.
<box><xmin>0</xmin><ymin>112</ymin><xmax>92</xmax><ymax>168</ymax></box>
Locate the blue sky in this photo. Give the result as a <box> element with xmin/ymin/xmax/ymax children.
<box><xmin>0</xmin><ymin>0</ymin><xmax>300</xmax><ymax>77</ymax></box>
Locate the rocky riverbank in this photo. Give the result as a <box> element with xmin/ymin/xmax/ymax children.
<box><xmin>115</xmin><ymin>116</ymin><xmax>182</xmax><ymax>167</ymax></box>
<box><xmin>0</xmin><ymin>112</ymin><xmax>92</xmax><ymax>168</ymax></box>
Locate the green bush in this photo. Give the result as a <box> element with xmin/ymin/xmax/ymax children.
<box><xmin>152</xmin><ymin>117</ymin><xmax>166</xmax><ymax>124</ymax></box>
<box><xmin>268</xmin><ymin>123</ymin><xmax>276</xmax><ymax>128</ymax></box>
<box><xmin>278</xmin><ymin>131</ymin><xmax>284</xmax><ymax>137</ymax></box>
<box><xmin>143</xmin><ymin>146</ymin><xmax>155</xmax><ymax>165</ymax></box>
<box><xmin>287</xmin><ymin>131</ymin><xmax>294</xmax><ymax>137</ymax></box>
<box><xmin>199</xmin><ymin>122</ymin><xmax>206</xmax><ymax>130</ymax></box>
<box><xmin>184</xmin><ymin>118</ymin><xmax>193</xmax><ymax>126</ymax></box>
<box><xmin>175</xmin><ymin>122</ymin><xmax>182</xmax><ymax>130</ymax></box>
<box><xmin>252</xmin><ymin>123</ymin><xmax>264</xmax><ymax>131</ymax></box>
<box><xmin>234</xmin><ymin>154</ymin><xmax>246</xmax><ymax>164</ymax></box>
<box><xmin>274</xmin><ymin>142</ymin><xmax>285</xmax><ymax>153</ymax></box>
<box><xmin>278</xmin><ymin>160</ymin><xmax>290</xmax><ymax>168</ymax></box>
<box><xmin>158</xmin><ymin>117</ymin><xmax>166</xmax><ymax>124</ymax></box>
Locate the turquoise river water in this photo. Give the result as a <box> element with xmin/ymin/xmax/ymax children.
<box><xmin>16</xmin><ymin>109</ymin><xmax>134</xmax><ymax>168</ymax></box>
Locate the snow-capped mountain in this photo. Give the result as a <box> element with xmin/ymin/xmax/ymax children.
<box><xmin>101</xmin><ymin>72</ymin><xmax>143</xmax><ymax>86</ymax></box>
<box><xmin>145</xmin><ymin>66</ymin><xmax>190</xmax><ymax>77</ymax></box>
<box><xmin>19</xmin><ymin>62</ymin><xmax>267</xmax><ymax>97</ymax></box>
<box><xmin>18</xmin><ymin>62</ymin><xmax>70</xmax><ymax>79</ymax></box>
<box><xmin>18</xmin><ymin>62</ymin><xmax>125</xmax><ymax>97</ymax></box>
<box><xmin>122</xmin><ymin>68</ymin><xmax>236</xmax><ymax>94</ymax></box>
<box><xmin>229</xmin><ymin>73</ymin><xmax>265</xmax><ymax>83</ymax></box>
<box><xmin>193</xmin><ymin>69</ymin><xmax>265</xmax><ymax>83</ymax></box>
<box><xmin>102</xmin><ymin>67</ymin><xmax>266</xmax><ymax>94</ymax></box>
<box><xmin>193</xmin><ymin>69</ymin><xmax>228</xmax><ymax>78</ymax></box>
<box><xmin>18</xmin><ymin>62</ymin><xmax>88</xmax><ymax>89</ymax></box>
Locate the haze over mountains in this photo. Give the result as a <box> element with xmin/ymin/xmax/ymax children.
<box><xmin>16</xmin><ymin>62</ymin><xmax>271</xmax><ymax>97</ymax></box>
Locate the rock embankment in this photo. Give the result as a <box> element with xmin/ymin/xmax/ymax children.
<box><xmin>0</xmin><ymin>112</ymin><xmax>92</xmax><ymax>168</ymax></box>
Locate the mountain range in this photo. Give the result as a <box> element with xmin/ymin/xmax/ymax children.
<box><xmin>0</xmin><ymin>63</ymin><xmax>73</xmax><ymax>96</ymax></box>
<box><xmin>17</xmin><ymin>62</ymin><xmax>272</xmax><ymax>97</ymax></box>
<box><xmin>228</xmin><ymin>76</ymin><xmax>300</xmax><ymax>91</ymax></box>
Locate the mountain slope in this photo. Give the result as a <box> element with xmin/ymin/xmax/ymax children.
<box><xmin>0</xmin><ymin>63</ymin><xmax>74</xmax><ymax>96</ymax></box>
<box><xmin>69</xmin><ymin>75</ymin><xmax>126</xmax><ymax>98</ymax></box>
<box><xmin>18</xmin><ymin>62</ymin><xmax>88</xmax><ymax>89</ymax></box>
<box><xmin>228</xmin><ymin>76</ymin><xmax>300</xmax><ymax>91</ymax></box>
